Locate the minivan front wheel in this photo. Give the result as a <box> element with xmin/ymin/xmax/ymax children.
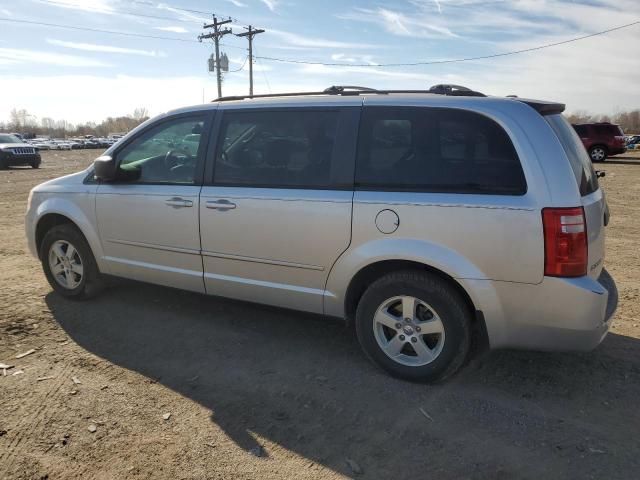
<box><xmin>355</xmin><ymin>271</ymin><xmax>471</xmax><ymax>382</ymax></box>
<box><xmin>589</xmin><ymin>146</ymin><xmax>607</xmax><ymax>162</ymax></box>
<box><xmin>41</xmin><ymin>224</ymin><xmax>103</xmax><ymax>299</ymax></box>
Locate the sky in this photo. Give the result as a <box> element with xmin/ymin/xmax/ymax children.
<box><xmin>0</xmin><ymin>0</ymin><xmax>639</xmax><ymax>125</ymax></box>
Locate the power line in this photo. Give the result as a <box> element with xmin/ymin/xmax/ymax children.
<box><xmin>252</xmin><ymin>45</ymin><xmax>272</xmax><ymax>94</ymax></box>
<box><xmin>36</xmin><ymin>0</ymin><xmax>202</xmax><ymax>24</ymax></box>
<box><xmin>1</xmin><ymin>16</ymin><xmax>638</xmax><ymax>68</ymax></box>
<box><xmin>36</xmin><ymin>0</ymin><xmax>257</xmax><ymax>29</ymax></box>
<box><xmin>228</xmin><ymin>56</ymin><xmax>249</xmax><ymax>73</ymax></box>
<box><xmin>0</xmin><ymin>17</ymin><xmax>202</xmax><ymax>42</ymax></box>
<box><xmin>254</xmin><ymin>19</ymin><xmax>640</xmax><ymax>67</ymax></box>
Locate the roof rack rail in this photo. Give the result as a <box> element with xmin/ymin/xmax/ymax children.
<box><xmin>213</xmin><ymin>84</ymin><xmax>486</xmax><ymax>102</ymax></box>
<box><xmin>427</xmin><ymin>84</ymin><xmax>486</xmax><ymax>97</ymax></box>
<box><xmin>214</xmin><ymin>85</ymin><xmax>382</xmax><ymax>102</ymax></box>
<box><xmin>323</xmin><ymin>85</ymin><xmax>381</xmax><ymax>94</ymax></box>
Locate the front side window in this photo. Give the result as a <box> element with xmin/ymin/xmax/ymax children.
<box><xmin>355</xmin><ymin>107</ymin><xmax>526</xmax><ymax>195</ymax></box>
<box><xmin>214</xmin><ymin>110</ymin><xmax>340</xmax><ymax>188</ymax></box>
<box><xmin>116</xmin><ymin>116</ymin><xmax>205</xmax><ymax>184</ymax></box>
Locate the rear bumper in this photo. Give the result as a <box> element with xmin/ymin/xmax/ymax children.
<box><xmin>468</xmin><ymin>269</ymin><xmax>618</xmax><ymax>352</ymax></box>
<box><xmin>609</xmin><ymin>146</ymin><xmax>627</xmax><ymax>156</ymax></box>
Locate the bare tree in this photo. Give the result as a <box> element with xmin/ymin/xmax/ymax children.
<box><xmin>9</xmin><ymin>108</ymin><xmax>33</xmax><ymax>130</ymax></box>
<box><xmin>132</xmin><ymin>107</ymin><xmax>149</xmax><ymax>122</ymax></box>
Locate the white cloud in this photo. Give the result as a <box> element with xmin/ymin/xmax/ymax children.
<box><xmin>338</xmin><ymin>7</ymin><xmax>458</xmax><ymax>39</ymax></box>
<box><xmin>260</xmin><ymin>0</ymin><xmax>278</xmax><ymax>12</ymax></box>
<box><xmin>330</xmin><ymin>53</ymin><xmax>377</xmax><ymax>65</ymax></box>
<box><xmin>154</xmin><ymin>26</ymin><xmax>189</xmax><ymax>34</ymax></box>
<box><xmin>36</xmin><ymin>0</ymin><xmax>114</xmax><ymax>14</ymax></box>
<box><xmin>155</xmin><ymin>3</ymin><xmax>209</xmax><ymax>23</ymax></box>
<box><xmin>227</xmin><ymin>0</ymin><xmax>247</xmax><ymax>6</ymax></box>
<box><xmin>268</xmin><ymin>29</ymin><xmax>380</xmax><ymax>50</ymax></box>
<box><xmin>46</xmin><ymin>39</ymin><xmax>166</xmax><ymax>57</ymax></box>
<box><xmin>0</xmin><ymin>7</ymin><xmax>12</xmax><ymax>16</ymax></box>
<box><xmin>0</xmin><ymin>47</ymin><xmax>112</xmax><ymax>67</ymax></box>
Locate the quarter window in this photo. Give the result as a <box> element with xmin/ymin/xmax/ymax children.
<box><xmin>116</xmin><ymin>116</ymin><xmax>205</xmax><ymax>184</ymax></box>
<box><xmin>214</xmin><ymin>110</ymin><xmax>340</xmax><ymax>188</ymax></box>
<box><xmin>355</xmin><ymin>107</ymin><xmax>527</xmax><ymax>195</ymax></box>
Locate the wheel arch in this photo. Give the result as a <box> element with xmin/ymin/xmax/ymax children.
<box><xmin>343</xmin><ymin>259</ymin><xmax>477</xmax><ymax>324</ymax></box>
<box><xmin>338</xmin><ymin>258</ymin><xmax>490</xmax><ymax>355</ymax></box>
<box><xmin>33</xmin><ymin>198</ymin><xmax>105</xmax><ymax>269</ymax></box>
<box><xmin>36</xmin><ymin>213</ymin><xmax>76</xmax><ymax>258</ymax></box>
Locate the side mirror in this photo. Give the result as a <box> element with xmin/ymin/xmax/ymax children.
<box><xmin>94</xmin><ymin>155</ymin><xmax>117</xmax><ymax>181</ymax></box>
<box><xmin>596</xmin><ymin>170</ymin><xmax>606</xmax><ymax>178</ymax></box>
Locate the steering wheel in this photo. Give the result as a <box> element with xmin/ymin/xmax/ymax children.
<box><xmin>164</xmin><ymin>149</ymin><xmax>187</xmax><ymax>171</ymax></box>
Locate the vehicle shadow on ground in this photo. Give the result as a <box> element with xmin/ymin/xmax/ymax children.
<box><xmin>47</xmin><ymin>281</ymin><xmax>640</xmax><ymax>479</ymax></box>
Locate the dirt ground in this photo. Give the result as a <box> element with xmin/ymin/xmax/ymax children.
<box><xmin>1</xmin><ymin>149</ymin><xmax>639</xmax><ymax>480</ymax></box>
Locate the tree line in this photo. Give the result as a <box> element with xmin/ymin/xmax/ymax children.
<box><xmin>0</xmin><ymin>107</ymin><xmax>150</xmax><ymax>138</ymax></box>
<box><xmin>566</xmin><ymin>109</ymin><xmax>640</xmax><ymax>134</ymax></box>
<box><xmin>3</xmin><ymin>106</ymin><xmax>640</xmax><ymax>138</ymax></box>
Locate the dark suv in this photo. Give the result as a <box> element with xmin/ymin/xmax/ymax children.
<box><xmin>0</xmin><ymin>133</ymin><xmax>41</xmax><ymax>169</ymax></box>
<box><xmin>572</xmin><ymin>122</ymin><xmax>626</xmax><ymax>162</ymax></box>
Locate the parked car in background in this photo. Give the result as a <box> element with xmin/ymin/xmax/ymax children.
<box><xmin>626</xmin><ymin>135</ymin><xmax>640</xmax><ymax>149</ymax></box>
<box><xmin>50</xmin><ymin>140</ymin><xmax>72</xmax><ymax>150</ymax></box>
<box><xmin>572</xmin><ymin>122</ymin><xmax>626</xmax><ymax>162</ymax></box>
<box><xmin>25</xmin><ymin>85</ymin><xmax>617</xmax><ymax>382</ymax></box>
<box><xmin>0</xmin><ymin>133</ymin><xmax>41</xmax><ymax>168</ymax></box>
<box><xmin>29</xmin><ymin>140</ymin><xmax>50</xmax><ymax>150</ymax></box>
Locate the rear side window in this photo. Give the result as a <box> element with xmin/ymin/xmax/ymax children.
<box><xmin>572</xmin><ymin>124</ymin><xmax>588</xmax><ymax>137</ymax></box>
<box><xmin>355</xmin><ymin>107</ymin><xmax>526</xmax><ymax>195</ymax></box>
<box><xmin>595</xmin><ymin>124</ymin><xmax>624</xmax><ymax>136</ymax></box>
<box><xmin>214</xmin><ymin>109</ymin><xmax>340</xmax><ymax>188</ymax></box>
<box><xmin>546</xmin><ymin>115</ymin><xmax>599</xmax><ymax>196</ymax></box>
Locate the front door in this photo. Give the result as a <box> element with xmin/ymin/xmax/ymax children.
<box><xmin>96</xmin><ymin>113</ymin><xmax>211</xmax><ymax>292</ymax></box>
<box><xmin>199</xmin><ymin>106</ymin><xmax>359</xmax><ymax>313</ymax></box>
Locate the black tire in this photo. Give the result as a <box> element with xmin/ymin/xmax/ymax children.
<box><xmin>589</xmin><ymin>145</ymin><xmax>607</xmax><ymax>162</ymax></box>
<box><xmin>40</xmin><ymin>224</ymin><xmax>104</xmax><ymax>300</ymax></box>
<box><xmin>355</xmin><ymin>270</ymin><xmax>471</xmax><ymax>383</ymax></box>
<box><xmin>0</xmin><ymin>159</ymin><xmax>7</xmax><ymax>170</ymax></box>
<box><xmin>31</xmin><ymin>162</ymin><xmax>40</xmax><ymax>169</ymax></box>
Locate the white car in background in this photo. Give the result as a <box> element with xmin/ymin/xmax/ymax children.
<box><xmin>50</xmin><ymin>141</ymin><xmax>72</xmax><ymax>150</ymax></box>
<box><xmin>29</xmin><ymin>140</ymin><xmax>50</xmax><ymax>151</ymax></box>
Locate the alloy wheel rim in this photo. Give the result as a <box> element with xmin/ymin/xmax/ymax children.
<box><xmin>48</xmin><ymin>240</ymin><xmax>84</xmax><ymax>290</ymax></box>
<box><xmin>592</xmin><ymin>148</ymin><xmax>605</xmax><ymax>161</ymax></box>
<box><xmin>372</xmin><ymin>295</ymin><xmax>445</xmax><ymax>367</ymax></box>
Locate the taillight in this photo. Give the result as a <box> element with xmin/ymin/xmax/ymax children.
<box><xmin>542</xmin><ymin>207</ymin><xmax>588</xmax><ymax>277</ymax></box>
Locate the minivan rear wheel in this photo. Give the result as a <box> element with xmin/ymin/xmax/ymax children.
<box><xmin>589</xmin><ymin>146</ymin><xmax>607</xmax><ymax>162</ymax></box>
<box><xmin>355</xmin><ymin>271</ymin><xmax>471</xmax><ymax>382</ymax></box>
<box><xmin>40</xmin><ymin>224</ymin><xmax>104</xmax><ymax>299</ymax></box>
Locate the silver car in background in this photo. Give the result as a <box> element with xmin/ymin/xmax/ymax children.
<box><xmin>25</xmin><ymin>85</ymin><xmax>617</xmax><ymax>382</ymax></box>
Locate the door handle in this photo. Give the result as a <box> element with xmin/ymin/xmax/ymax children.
<box><xmin>165</xmin><ymin>197</ymin><xmax>193</xmax><ymax>208</ymax></box>
<box><xmin>206</xmin><ymin>199</ymin><xmax>237</xmax><ymax>211</ymax></box>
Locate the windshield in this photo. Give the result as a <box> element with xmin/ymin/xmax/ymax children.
<box><xmin>0</xmin><ymin>134</ymin><xmax>21</xmax><ymax>143</ymax></box>
<box><xmin>546</xmin><ymin>114</ymin><xmax>599</xmax><ymax>196</ymax></box>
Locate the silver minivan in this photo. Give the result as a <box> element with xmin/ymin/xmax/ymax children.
<box><xmin>25</xmin><ymin>85</ymin><xmax>618</xmax><ymax>382</ymax></box>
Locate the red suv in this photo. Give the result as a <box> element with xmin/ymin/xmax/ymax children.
<box><xmin>572</xmin><ymin>122</ymin><xmax>626</xmax><ymax>162</ymax></box>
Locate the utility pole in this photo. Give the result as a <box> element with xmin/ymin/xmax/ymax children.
<box><xmin>198</xmin><ymin>16</ymin><xmax>233</xmax><ymax>98</ymax></box>
<box><xmin>236</xmin><ymin>25</ymin><xmax>265</xmax><ymax>96</ymax></box>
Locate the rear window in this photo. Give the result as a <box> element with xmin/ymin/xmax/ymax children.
<box><xmin>355</xmin><ymin>107</ymin><xmax>526</xmax><ymax>195</ymax></box>
<box><xmin>546</xmin><ymin>115</ymin><xmax>599</xmax><ymax>196</ymax></box>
